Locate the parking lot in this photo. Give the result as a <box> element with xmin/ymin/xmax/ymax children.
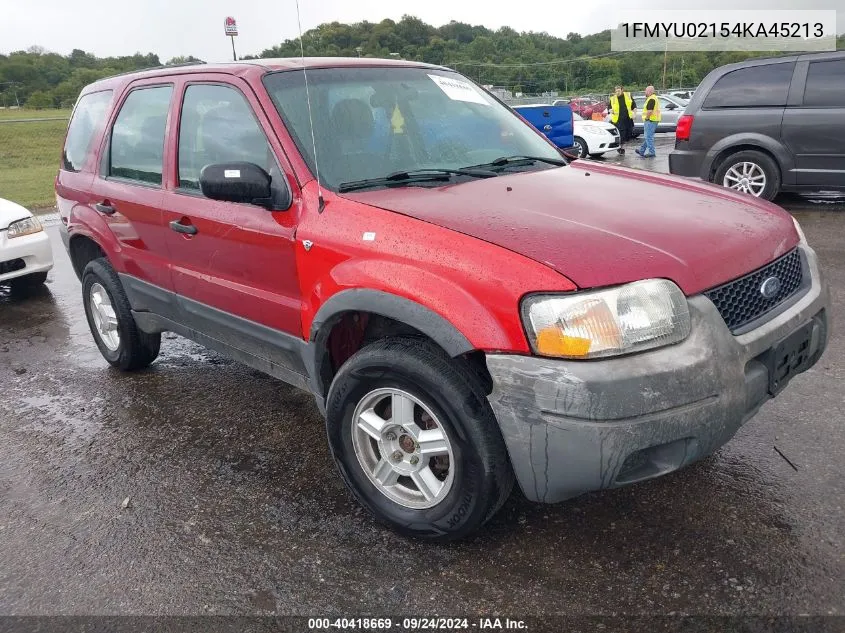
<box><xmin>1</xmin><ymin>149</ymin><xmax>843</xmax><ymax>618</ymax></box>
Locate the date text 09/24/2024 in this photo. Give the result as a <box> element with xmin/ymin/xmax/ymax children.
<box><xmin>307</xmin><ymin>618</ymin><xmax>528</xmax><ymax>630</ymax></box>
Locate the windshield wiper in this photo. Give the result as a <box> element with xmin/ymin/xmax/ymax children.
<box><xmin>472</xmin><ymin>155</ymin><xmax>569</xmax><ymax>170</ymax></box>
<box><xmin>338</xmin><ymin>168</ymin><xmax>497</xmax><ymax>193</ymax></box>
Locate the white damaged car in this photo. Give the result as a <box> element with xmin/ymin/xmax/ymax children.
<box><xmin>572</xmin><ymin>113</ymin><xmax>622</xmax><ymax>159</ymax></box>
<box><xmin>0</xmin><ymin>198</ymin><xmax>52</xmax><ymax>291</ymax></box>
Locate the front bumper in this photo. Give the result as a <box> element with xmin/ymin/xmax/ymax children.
<box><xmin>486</xmin><ymin>245</ymin><xmax>830</xmax><ymax>503</ymax></box>
<box><xmin>0</xmin><ymin>228</ymin><xmax>53</xmax><ymax>283</ymax></box>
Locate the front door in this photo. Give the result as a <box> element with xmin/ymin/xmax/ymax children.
<box><xmin>159</xmin><ymin>77</ymin><xmax>304</xmax><ymax>373</ymax></box>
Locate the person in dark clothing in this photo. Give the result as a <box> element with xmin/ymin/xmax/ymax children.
<box><xmin>609</xmin><ymin>85</ymin><xmax>636</xmax><ymax>154</ymax></box>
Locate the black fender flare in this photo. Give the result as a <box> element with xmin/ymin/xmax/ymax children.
<box><xmin>305</xmin><ymin>289</ymin><xmax>474</xmax><ymax>400</ymax></box>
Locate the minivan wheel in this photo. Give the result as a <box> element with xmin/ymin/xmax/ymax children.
<box><xmin>715</xmin><ymin>150</ymin><xmax>780</xmax><ymax>201</ymax></box>
<box><xmin>82</xmin><ymin>258</ymin><xmax>160</xmax><ymax>370</ymax></box>
<box><xmin>572</xmin><ymin>137</ymin><xmax>587</xmax><ymax>158</ymax></box>
<box><xmin>325</xmin><ymin>337</ymin><xmax>514</xmax><ymax>541</ymax></box>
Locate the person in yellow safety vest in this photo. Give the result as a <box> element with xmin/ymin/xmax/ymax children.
<box><xmin>636</xmin><ymin>85</ymin><xmax>661</xmax><ymax>159</ymax></box>
<box><xmin>609</xmin><ymin>85</ymin><xmax>636</xmax><ymax>154</ymax></box>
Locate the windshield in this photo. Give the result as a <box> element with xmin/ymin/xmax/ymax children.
<box><xmin>262</xmin><ymin>67</ymin><xmax>562</xmax><ymax>190</ymax></box>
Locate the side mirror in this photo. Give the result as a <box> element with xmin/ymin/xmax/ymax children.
<box><xmin>665</xmin><ymin>103</ymin><xmax>678</xmax><ymax>111</ymax></box>
<box><xmin>199</xmin><ymin>162</ymin><xmax>280</xmax><ymax>209</ymax></box>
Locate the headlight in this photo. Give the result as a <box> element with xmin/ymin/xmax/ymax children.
<box><xmin>792</xmin><ymin>216</ymin><xmax>807</xmax><ymax>245</ymax></box>
<box><xmin>522</xmin><ymin>279</ymin><xmax>691</xmax><ymax>359</ymax></box>
<box><xmin>7</xmin><ymin>216</ymin><xmax>43</xmax><ymax>239</ymax></box>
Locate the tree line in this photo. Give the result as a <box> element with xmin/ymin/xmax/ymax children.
<box><xmin>3</xmin><ymin>18</ymin><xmax>844</xmax><ymax>108</ymax></box>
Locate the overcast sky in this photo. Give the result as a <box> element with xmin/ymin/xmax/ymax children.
<box><xmin>6</xmin><ymin>0</ymin><xmax>844</xmax><ymax>62</ymax></box>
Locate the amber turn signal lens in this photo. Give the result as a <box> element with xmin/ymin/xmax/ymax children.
<box><xmin>535</xmin><ymin>327</ymin><xmax>592</xmax><ymax>357</ymax></box>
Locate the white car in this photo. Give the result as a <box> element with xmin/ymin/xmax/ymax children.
<box><xmin>572</xmin><ymin>113</ymin><xmax>621</xmax><ymax>158</ymax></box>
<box><xmin>0</xmin><ymin>197</ymin><xmax>53</xmax><ymax>291</ymax></box>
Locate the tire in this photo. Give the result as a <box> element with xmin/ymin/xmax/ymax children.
<box><xmin>9</xmin><ymin>271</ymin><xmax>48</xmax><ymax>295</ymax></box>
<box><xmin>714</xmin><ymin>150</ymin><xmax>781</xmax><ymax>201</ymax></box>
<box><xmin>326</xmin><ymin>337</ymin><xmax>514</xmax><ymax>541</ymax></box>
<box><xmin>572</xmin><ymin>137</ymin><xmax>587</xmax><ymax>158</ymax></box>
<box><xmin>81</xmin><ymin>258</ymin><xmax>160</xmax><ymax>371</ymax></box>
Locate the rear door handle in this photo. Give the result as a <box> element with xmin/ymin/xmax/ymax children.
<box><xmin>95</xmin><ymin>202</ymin><xmax>116</xmax><ymax>215</ymax></box>
<box><xmin>169</xmin><ymin>220</ymin><xmax>198</xmax><ymax>235</ymax></box>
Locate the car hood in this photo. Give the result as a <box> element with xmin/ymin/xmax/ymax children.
<box><xmin>342</xmin><ymin>163</ymin><xmax>799</xmax><ymax>295</ymax></box>
<box><xmin>0</xmin><ymin>198</ymin><xmax>32</xmax><ymax>231</ymax></box>
<box><xmin>575</xmin><ymin>120</ymin><xmax>616</xmax><ymax>133</ymax></box>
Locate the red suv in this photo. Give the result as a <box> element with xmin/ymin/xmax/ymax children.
<box><xmin>57</xmin><ymin>59</ymin><xmax>830</xmax><ymax>540</ymax></box>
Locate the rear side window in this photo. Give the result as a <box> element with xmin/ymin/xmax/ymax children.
<box><xmin>703</xmin><ymin>62</ymin><xmax>795</xmax><ymax>108</ymax></box>
<box><xmin>63</xmin><ymin>90</ymin><xmax>112</xmax><ymax>172</ymax></box>
<box><xmin>177</xmin><ymin>84</ymin><xmax>274</xmax><ymax>191</ymax></box>
<box><xmin>109</xmin><ymin>85</ymin><xmax>173</xmax><ymax>185</ymax></box>
<box><xmin>803</xmin><ymin>59</ymin><xmax>845</xmax><ymax>107</ymax></box>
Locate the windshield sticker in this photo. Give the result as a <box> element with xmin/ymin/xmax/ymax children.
<box><xmin>428</xmin><ymin>74</ymin><xmax>490</xmax><ymax>106</ymax></box>
<box><xmin>391</xmin><ymin>105</ymin><xmax>405</xmax><ymax>134</ymax></box>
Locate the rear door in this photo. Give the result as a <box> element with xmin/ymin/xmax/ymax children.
<box><xmin>159</xmin><ymin>75</ymin><xmax>304</xmax><ymax>369</ymax></box>
<box><xmin>88</xmin><ymin>80</ymin><xmax>175</xmax><ymax>307</ymax></box>
<box><xmin>781</xmin><ymin>57</ymin><xmax>845</xmax><ymax>188</ymax></box>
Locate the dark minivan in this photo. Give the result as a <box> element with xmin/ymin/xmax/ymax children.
<box><xmin>670</xmin><ymin>51</ymin><xmax>845</xmax><ymax>200</ymax></box>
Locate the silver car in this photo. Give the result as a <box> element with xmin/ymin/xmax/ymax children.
<box><xmin>631</xmin><ymin>93</ymin><xmax>686</xmax><ymax>134</ymax></box>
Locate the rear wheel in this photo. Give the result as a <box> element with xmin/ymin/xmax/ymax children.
<box><xmin>82</xmin><ymin>258</ymin><xmax>160</xmax><ymax>370</ymax></box>
<box><xmin>714</xmin><ymin>150</ymin><xmax>780</xmax><ymax>201</ymax></box>
<box><xmin>326</xmin><ymin>337</ymin><xmax>514</xmax><ymax>541</ymax></box>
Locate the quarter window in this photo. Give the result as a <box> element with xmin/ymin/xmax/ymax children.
<box><xmin>803</xmin><ymin>59</ymin><xmax>845</xmax><ymax>107</ymax></box>
<box><xmin>109</xmin><ymin>85</ymin><xmax>173</xmax><ymax>185</ymax></box>
<box><xmin>703</xmin><ymin>62</ymin><xmax>795</xmax><ymax>108</ymax></box>
<box><xmin>63</xmin><ymin>90</ymin><xmax>112</xmax><ymax>172</ymax></box>
<box><xmin>178</xmin><ymin>84</ymin><xmax>275</xmax><ymax>191</ymax></box>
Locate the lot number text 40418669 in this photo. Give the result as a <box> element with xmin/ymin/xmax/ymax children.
<box><xmin>307</xmin><ymin>618</ymin><xmax>528</xmax><ymax>630</ymax></box>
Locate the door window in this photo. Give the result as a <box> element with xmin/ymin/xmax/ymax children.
<box><xmin>178</xmin><ymin>83</ymin><xmax>276</xmax><ymax>191</ymax></box>
<box><xmin>803</xmin><ymin>59</ymin><xmax>845</xmax><ymax>107</ymax></box>
<box><xmin>109</xmin><ymin>85</ymin><xmax>173</xmax><ymax>185</ymax></box>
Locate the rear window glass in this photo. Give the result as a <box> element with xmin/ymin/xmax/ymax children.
<box><xmin>62</xmin><ymin>90</ymin><xmax>112</xmax><ymax>172</ymax></box>
<box><xmin>803</xmin><ymin>59</ymin><xmax>845</xmax><ymax>107</ymax></box>
<box><xmin>703</xmin><ymin>62</ymin><xmax>795</xmax><ymax>108</ymax></box>
<box><xmin>109</xmin><ymin>85</ymin><xmax>173</xmax><ymax>185</ymax></box>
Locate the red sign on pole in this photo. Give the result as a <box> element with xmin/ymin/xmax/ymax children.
<box><xmin>224</xmin><ymin>16</ymin><xmax>238</xmax><ymax>36</ymax></box>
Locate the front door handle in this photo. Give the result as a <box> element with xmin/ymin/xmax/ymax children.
<box><xmin>95</xmin><ymin>202</ymin><xmax>116</xmax><ymax>215</ymax></box>
<box><xmin>169</xmin><ymin>220</ymin><xmax>197</xmax><ymax>235</ymax></box>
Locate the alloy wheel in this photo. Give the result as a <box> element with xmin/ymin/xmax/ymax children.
<box><xmin>351</xmin><ymin>388</ymin><xmax>455</xmax><ymax>509</ymax></box>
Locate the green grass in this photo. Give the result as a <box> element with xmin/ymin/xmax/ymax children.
<box><xmin>0</xmin><ymin>108</ymin><xmax>71</xmax><ymax>121</ymax></box>
<box><xmin>0</xmin><ymin>117</ymin><xmax>69</xmax><ymax>209</ymax></box>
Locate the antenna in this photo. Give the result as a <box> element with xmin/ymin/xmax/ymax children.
<box><xmin>294</xmin><ymin>0</ymin><xmax>325</xmax><ymax>213</ymax></box>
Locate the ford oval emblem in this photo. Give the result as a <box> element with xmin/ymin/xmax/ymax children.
<box><xmin>760</xmin><ymin>276</ymin><xmax>782</xmax><ymax>299</ymax></box>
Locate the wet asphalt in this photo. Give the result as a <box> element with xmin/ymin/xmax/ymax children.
<box><xmin>1</xmin><ymin>141</ymin><xmax>843</xmax><ymax>617</ymax></box>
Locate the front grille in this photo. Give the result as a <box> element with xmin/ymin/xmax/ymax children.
<box><xmin>0</xmin><ymin>258</ymin><xmax>25</xmax><ymax>275</ymax></box>
<box><xmin>704</xmin><ymin>249</ymin><xmax>804</xmax><ymax>332</ymax></box>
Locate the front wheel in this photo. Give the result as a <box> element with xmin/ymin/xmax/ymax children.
<box><xmin>572</xmin><ymin>137</ymin><xmax>587</xmax><ymax>158</ymax></box>
<box><xmin>714</xmin><ymin>150</ymin><xmax>780</xmax><ymax>201</ymax></box>
<box><xmin>326</xmin><ymin>337</ymin><xmax>514</xmax><ymax>541</ymax></box>
<box><xmin>82</xmin><ymin>258</ymin><xmax>160</xmax><ymax>370</ymax></box>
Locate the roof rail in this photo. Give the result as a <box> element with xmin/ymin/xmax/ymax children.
<box><xmin>99</xmin><ymin>60</ymin><xmax>208</xmax><ymax>81</ymax></box>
